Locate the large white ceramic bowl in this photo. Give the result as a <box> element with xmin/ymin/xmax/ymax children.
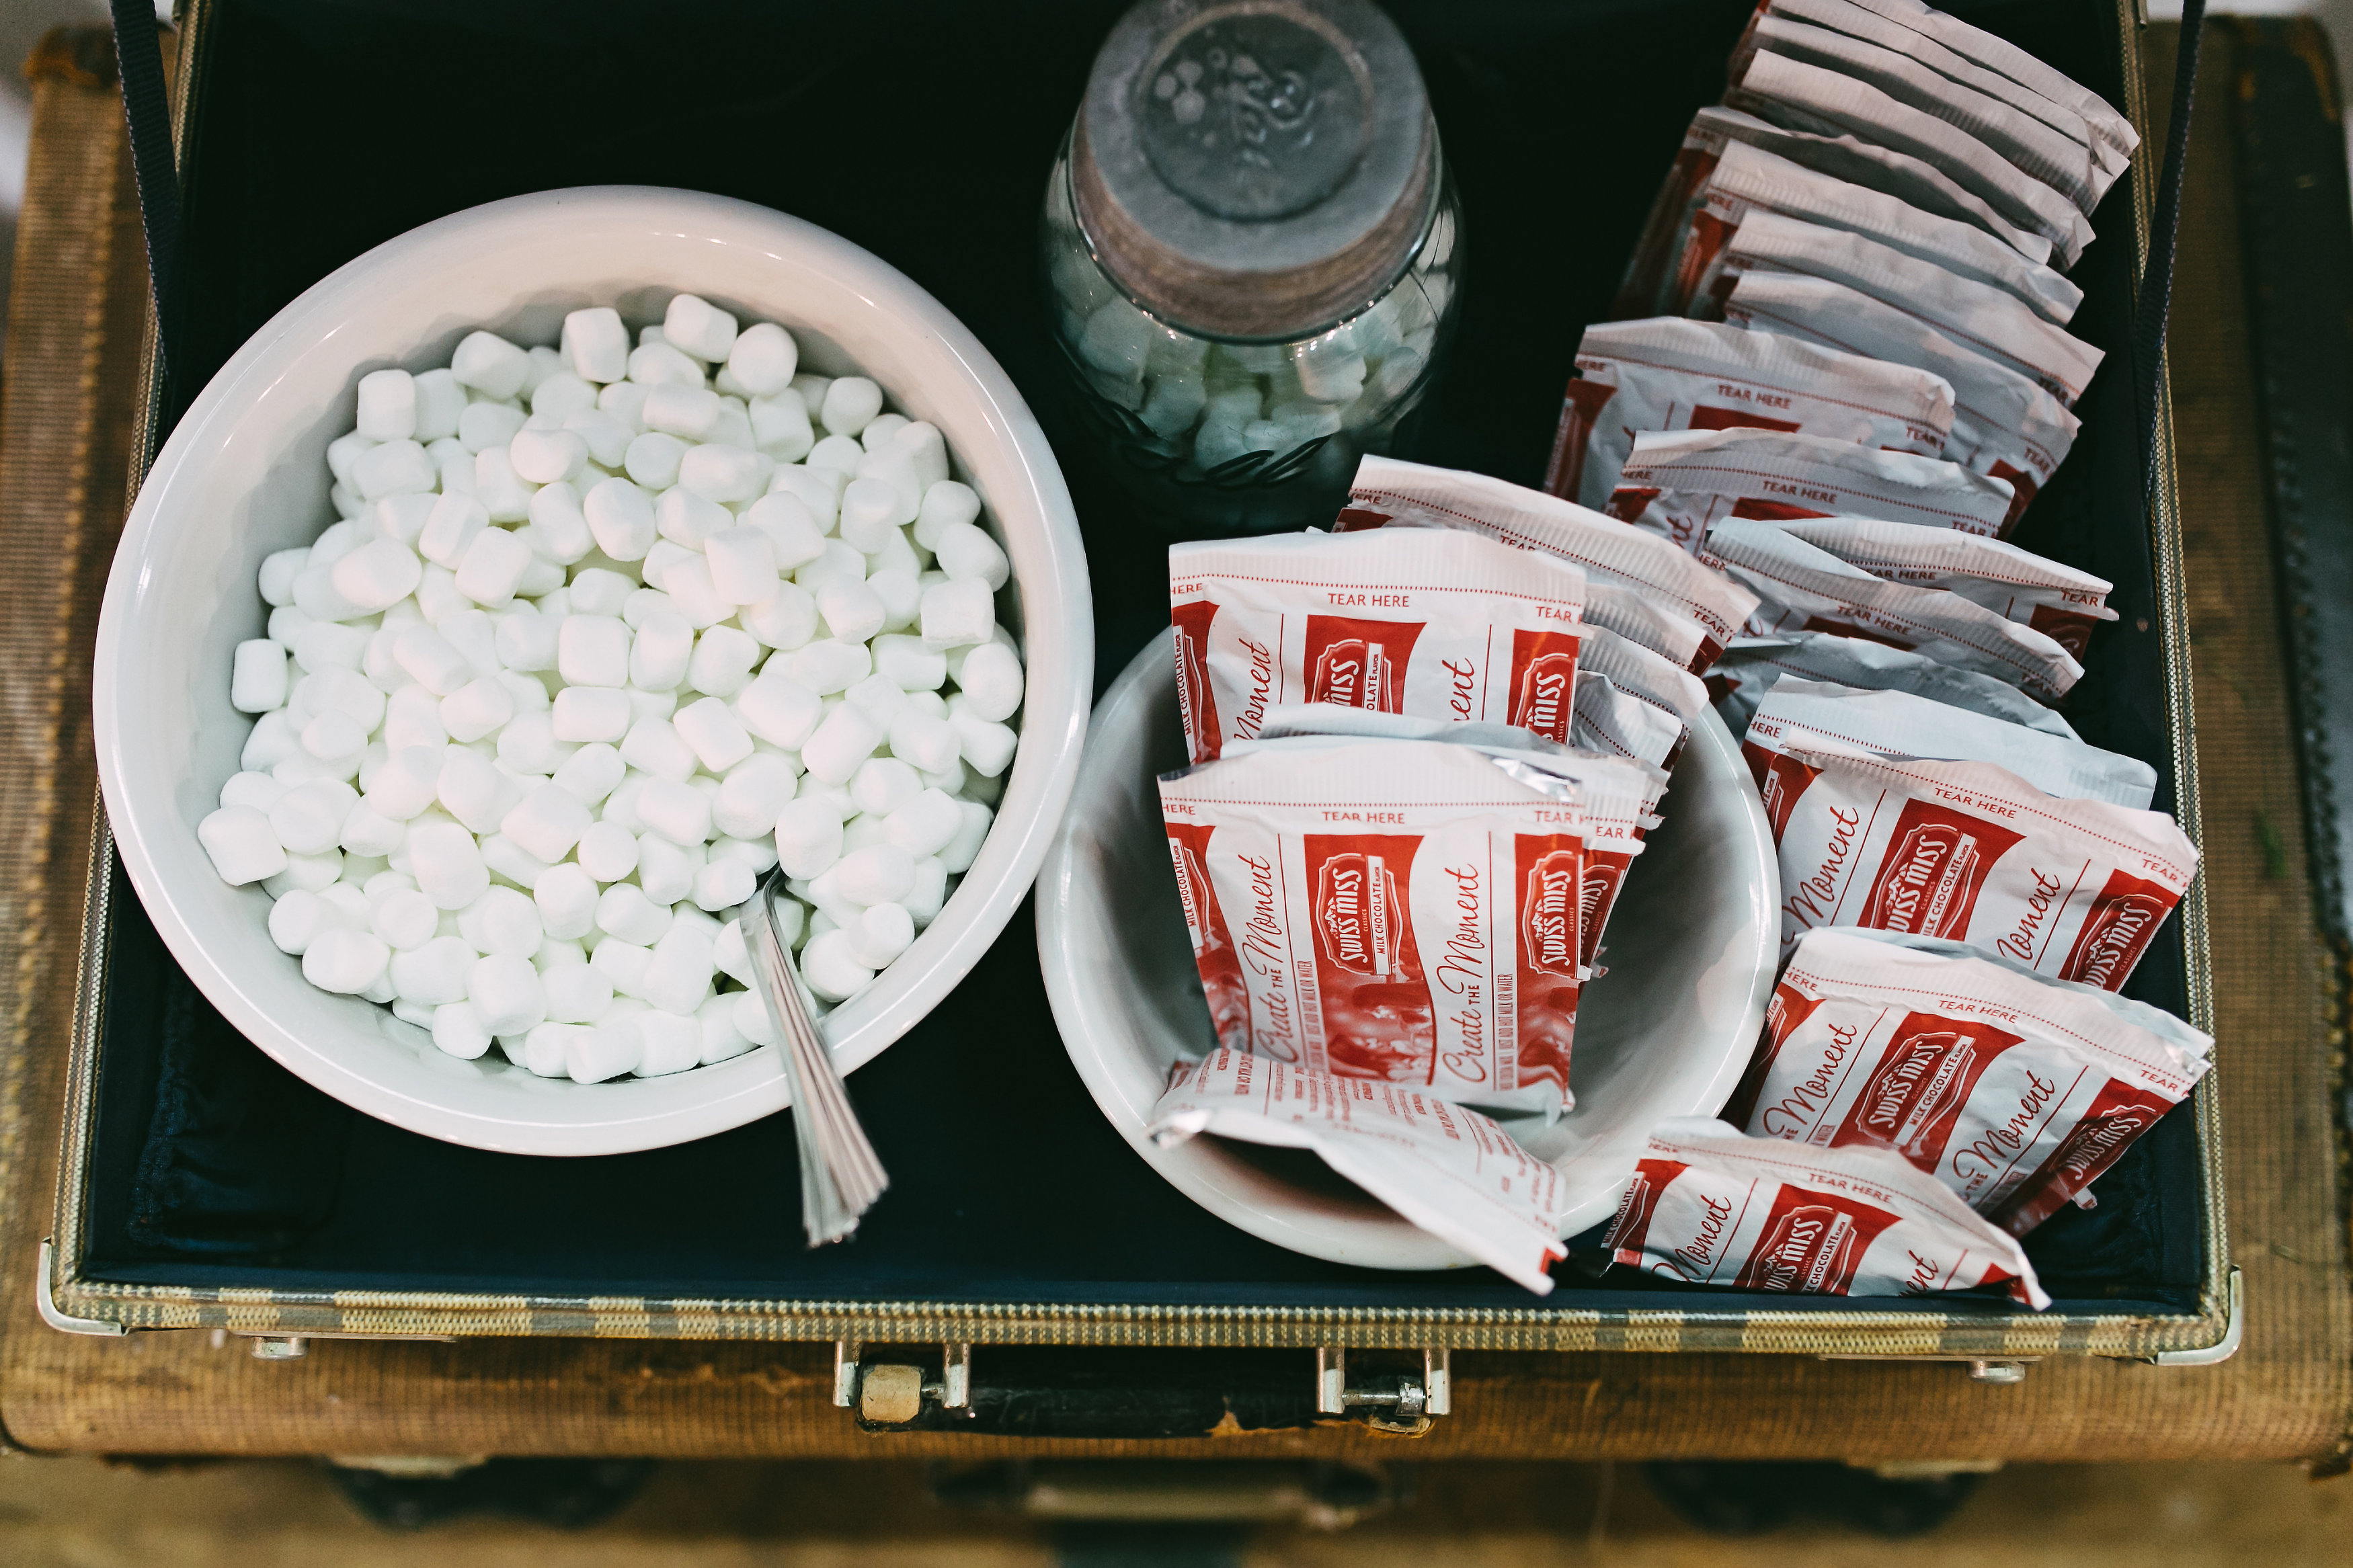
<box><xmin>1037</xmin><ymin>630</ymin><xmax>1777</xmax><ymax>1272</ymax></box>
<box><xmin>94</xmin><ymin>188</ymin><xmax>1091</xmax><ymax>1156</ymax></box>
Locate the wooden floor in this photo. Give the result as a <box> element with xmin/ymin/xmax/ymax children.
<box><xmin>0</xmin><ymin>1455</ymin><xmax>2344</xmax><ymax>1565</ymax></box>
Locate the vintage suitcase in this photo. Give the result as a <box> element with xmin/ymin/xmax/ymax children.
<box><xmin>15</xmin><ymin>0</ymin><xmax>2266</xmax><ymax>1442</ymax></box>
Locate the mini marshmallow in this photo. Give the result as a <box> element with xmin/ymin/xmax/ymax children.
<box><xmin>395</xmin><ymin>625</ymin><xmax>473</xmax><ymax>695</ymax></box>
<box><xmin>772</xmin><ymin>796</ymin><xmax>844</xmax><ymax>879</ymax></box>
<box><xmin>844</xmin><ymin>902</ymin><xmax>914</xmax><ymax>968</ymax></box>
<box><xmin>871</xmin><ymin>634</ymin><xmax>947</xmax><ymax>692</ymax></box>
<box><xmin>728</xmin><ymin>323</ymin><xmax>799</xmax><ymax>395</ymax></box>
<box><xmin>674</xmin><ymin>696</ymin><xmax>754</xmax><ymax>773</ymax></box>
<box><xmin>221</xmin><ymin>771</ymin><xmax>288</xmax><ymax>813</ymax></box>
<box><xmin>575</xmin><ymin>819</ymin><xmax>640</xmax><ymax>883</ymax></box>
<box><xmin>740</xmin><ymin>583</ymin><xmax>820</xmax><ymax>652</ymax></box>
<box><xmin>545</xmin><ymin>962</ymin><xmax>614</xmax><ymax>1025</ymax></box>
<box><xmin>617</xmin><ymin>715</ymin><xmax>696</xmax><ymax>782</ymax></box>
<box><xmin>625</xmin><ymin>431</ymin><xmax>690</xmax><ymax>490</ymax></box>
<box><xmin>820</xmin><ymin>377</ymin><xmax>884</xmax><ymax>437</ymax></box>
<box><xmin>426</xmin><ymin>1001</ymin><xmax>492</xmax><ymax>1059</ymax></box>
<box><xmin>531</xmin><ymin>372</ymin><xmax>598</xmax><ymax>423</ymax></box>
<box><xmin>932</xmin><ymin>521</ymin><xmax>1010</xmax><ymax>590</ymax></box>
<box><xmin>655</xmin><ymin>483</ymin><xmax>731</xmax><ymax>550</ymax></box>
<box><xmin>799</xmin><ymin>929</ymin><xmax>875</xmax><ymax>1001</ymax></box>
<box><xmin>833</xmin><ymin>843</ymin><xmax>916</xmax><ymax>906</ymax></box>
<box><xmin>523</xmin><ymin>483</ymin><xmax>595</xmax><ymax>565</ymax></box>
<box><xmin>340</xmin><ymin>801</ymin><xmax>407</xmax><ymax>858</ymax></box>
<box><xmin>354</xmin><ymin>439</ymin><xmax>436</xmax><ymax>501</ymax></box>
<box><xmin>886</xmin><ymin>708</ymin><xmax>960</xmax><ymax>775</ymax></box>
<box><xmin>440</xmin><ymin>677</ymin><xmax>516</xmax><ymax>743</ymax></box>
<box><xmin>861</xmin><ymin>413</ymin><xmax>911</xmax><ymax>453</ymax></box>
<box><xmin>637</xmin><ymin>834</ymin><xmax>699</xmax><ymax>904</ymax></box>
<box><xmin>637</xmin><ymin>777</ymin><xmax>713</xmax><ymax>848</ymax></box>
<box><xmin>534</xmin><ymin>861</ymin><xmax>600</xmax><ymax>940</ymax></box>
<box><xmin>557</xmin><ymin>614</ymin><xmax>632</xmax><ymax>688</ymax></box>
<box><xmin>469</xmin><ymin>952</ymin><xmax>548</xmax><ymax>1035</ymax></box>
<box><xmin>843</xmin><ymin>671</ymin><xmax>909</xmax><ymax>726</ymax></box>
<box><xmin>452</xmin><ymin>331</ymin><xmax>530</xmax><ymax>399</ymax></box>
<box><xmin>304</xmin><ymin>928</ymin><xmax>391</xmax><ymax>995</ymax></box>
<box><xmin>786</xmin><ymin>638</ymin><xmax>871</xmax><ymax>696</ymax></box>
<box><xmin>955</xmin><ymin>641</ymin><xmax>1025</xmax><ymax>723</ymax></box>
<box><xmin>836</xmin><ymin>478</ymin><xmax>907</xmax><ymax>552</ymax></box>
<box><xmin>270</xmin><ymin>780</ymin><xmax>356</xmax><ymax>856</ymax></box>
<box><xmin>920</xmin><ymin>578</ymin><xmax>994</xmax><ymax>647</ymax></box>
<box><xmin>501</xmin><ymin>782</ymin><xmax>593</xmax><ymax>863</ymax></box>
<box><xmin>582</xmin><ymin>478</ymin><xmax>657</xmax><ymax>561</ymax></box>
<box><xmin>232</xmin><ymin>640</ymin><xmax>290</xmax><ymax>713</ymax></box>
<box><xmin>411</xmin><ymin>821</ymin><xmax>489</xmax><ymax>909</ymax></box>
<box><xmin>364</xmin><ymin>745</ymin><xmax>444</xmax><ymax>819</ymax></box>
<box><xmin>458</xmin><ymin>401</ymin><xmax>527</xmax><ymax>455</ymax></box>
<box><xmin>643</xmin><ymin>927</ymin><xmax>717</xmax><ymax>1015</ymax></box>
<box><xmin>476</xmin><ymin>884</ymin><xmax>543</xmax><ymax>956</ymax></box>
<box><xmin>664</xmin><ymin>294</ymin><xmax>740</xmax><ymax>363</ymax></box>
<box><xmin>549</xmin><ymin>741</ymin><xmax>626</xmax><ymax>804</ymax></box>
<box><xmin>801</xmin><ymin>704</ymin><xmax>883</xmax><ymax>786</ymax></box>
<box><xmin>714</xmin><ymin>754</ymin><xmax>798</xmax><ymax>839</ymax></box>
<box><xmin>692</xmin><ymin>856</ymin><xmax>756</xmax><ymax>913</ymax></box>
<box><xmin>267</xmin><ymin>890</ymin><xmax>328</xmax><ymax>955</ymax></box>
<box><xmin>331</xmin><ymin>538</ymin><xmax>424</xmax><ymax>615</ymax></box>
<box><xmin>942</xmin><ymin>799</ymin><xmax>993</xmax><ymax>873</ymax></box>
<box><xmin>688</xmin><ymin>624</ymin><xmax>761</xmax><ymax>696</ymax></box>
<box><xmin>356</xmin><ymin>368</ymin><xmax>417</xmax><ymax>442</ymax></box>
<box><xmin>473</xmin><ymin>448</ymin><xmax>538</xmax><ymax>522</ymax></box>
<box><xmin>598</xmin><ymin>882</ymin><xmax>673</xmax><ymax>946</ymax></box>
<box><xmin>808</xmin><ymin>434</ymin><xmax>865</xmax><ymax>474</ymax></box>
<box><xmin>454</xmin><ymin>527</ymin><xmax>532</xmax><ymax>606</ymax></box>
<box><xmin>815</xmin><ymin>575</ymin><xmax>887</xmax><ymax>643</ymax></box>
<box><xmin>370</xmin><ymin>886</ymin><xmax>440</xmax><ymax>951</ymax></box>
<box><xmin>914</xmin><ymin>480</ymin><xmax>981</xmax><ymax>550</ymax></box>
<box><xmin>643</xmin><ymin>384</ymin><xmax>722</xmax><ymax>440</ymax></box>
<box><xmin>634</xmin><ymin>1010</ymin><xmax>703</xmax><ymax>1076</ymax></box>
<box><xmin>850</xmin><ymin>757</ymin><xmax>922</xmax><ymax>819</ymax></box>
<box><xmin>268</xmin><ymin>848</ymin><xmax>346</xmax><ymax>895</ymax></box>
<box><xmin>678</xmin><ymin>443</ymin><xmax>764</xmax><ymax>503</ymax></box>
<box><xmin>437</xmin><ymin>745</ymin><xmax>517</xmax><ymax>834</ymax></box>
<box><xmin>564</xmin><ymin>1018</ymin><xmax>641</xmax><ymax>1082</ymax></box>
<box><xmin>704</xmin><ymin>526</ymin><xmax>781</xmax><ymax>607</ymax></box>
<box><xmin>510</xmin><ymin>427</ymin><xmax>588</xmax><ymax>485</ymax></box>
<box><xmin>658</xmin><ymin>557</ymin><xmax>730</xmax><ymax>630</ymax></box>
<box><xmin>731</xmin><ymin>668</ymin><xmax>821</xmax><ymax>752</ymax></box>
<box><xmin>882</xmin><ymin>787</ymin><xmax>962</xmax><ymax>860</ymax></box>
<box><xmin>906</xmin><ymin>856</ymin><xmax>949</xmax><ymax>925</ymax></box>
<box><xmin>564</xmin><ymin>307</ymin><xmax>630</xmax><ymax>383</ymax></box>
<box><xmin>258</xmin><ymin>548</ymin><xmax>310</xmax><ymax>608</ymax></box>
<box><xmin>949</xmin><ymin>699</ymin><xmax>1018</xmax><ymax>778</ymax></box>
<box><xmin>413</xmin><ymin>370</ymin><xmax>466</xmax><ymax>442</ymax></box>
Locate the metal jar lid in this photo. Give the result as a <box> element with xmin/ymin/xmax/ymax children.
<box><xmin>1072</xmin><ymin>0</ymin><xmax>1437</xmax><ymax>341</ymax></box>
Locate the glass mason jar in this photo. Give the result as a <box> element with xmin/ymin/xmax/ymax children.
<box><xmin>1041</xmin><ymin>0</ymin><xmax>1464</xmax><ymax>536</ymax></box>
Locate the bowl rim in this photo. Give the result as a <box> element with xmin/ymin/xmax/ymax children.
<box><xmin>91</xmin><ymin>186</ymin><xmax>1093</xmax><ymax>1155</ymax></box>
<box><xmin>1036</xmin><ymin>628</ymin><xmax>1778</xmax><ymax>1272</ymax></box>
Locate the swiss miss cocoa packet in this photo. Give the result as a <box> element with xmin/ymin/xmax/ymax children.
<box><xmin>1158</xmin><ymin>739</ymin><xmax>1593</xmax><ymax>1116</ymax></box>
<box><xmin>1544</xmin><ymin>316</ymin><xmax>1954</xmax><ymax>511</ymax></box>
<box><xmin>1603</xmin><ymin>1114</ymin><xmax>2050</xmax><ymax>1307</ymax></box>
<box><xmin>1169</xmin><ymin>525</ymin><xmax>1586</xmax><ymax>764</ymax></box>
<box><xmin>1756</xmin><ymin>743</ymin><xmax>2198</xmax><ymax>990</ymax></box>
<box><xmin>1708</xmin><ymin>630</ymin><xmax>2080</xmax><ymax>738</ymax></box>
<box><xmin>1728</xmin><ymin>928</ymin><xmax>2212</xmax><ymax>1237</ymax></box>
<box><xmin>1339</xmin><ymin>455</ymin><xmax>1761</xmax><ymax>673</ymax></box>
<box><xmin>1765</xmin><ymin>513</ymin><xmax>2116</xmax><ymax>658</ymax></box>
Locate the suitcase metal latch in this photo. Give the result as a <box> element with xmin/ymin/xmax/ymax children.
<box><xmin>1315</xmin><ymin>1347</ymin><xmax>1451</xmax><ymax>1436</ymax></box>
<box><xmin>835</xmin><ymin>1339</ymin><xmax>973</xmax><ymax>1426</ymax></box>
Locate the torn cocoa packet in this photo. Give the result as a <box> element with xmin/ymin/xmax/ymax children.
<box><xmin>1158</xmin><ymin>739</ymin><xmax>1595</xmax><ymax>1116</ymax></box>
<box><xmin>1338</xmin><ymin>454</ymin><xmax>1761</xmax><ymax>673</ymax></box>
<box><xmin>1168</xmin><ymin>524</ymin><xmax>1587</xmax><ymax>765</ymax></box>
<box><xmin>1149</xmin><ymin>1049</ymin><xmax>1570</xmax><ymax>1294</ymax></box>
<box><xmin>1603</xmin><ymin>1114</ymin><xmax>2050</xmax><ymax>1307</ymax></box>
<box><xmin>1727</xmin><ymin>928</ymin><xmax>2212</xmax><ymax>1235</ymax></box>
<box><xmin>1757</xmin><ymin>742</ymin><xmax>2198</xmax><ymax>989</ymax></box>
<box><xmin>1544</xmin><ymin>315</ymin><xmax>1955</xmax><ymax>510</ymax></box>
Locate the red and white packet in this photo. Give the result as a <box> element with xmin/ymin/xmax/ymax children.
<box><xmin>1723</xmin><ymin>271</ymin><xmax>2081</xmax><ymax>528</ymax></box>
<box><xmin>1675</xmin><ymin>140</ymin><xmax>2081</xmax><ymax>324</ymax></box>
<box><xmin>1834</xmin><ymin>0</ymin><xmax>2141</xmax><ymax>173</ymax></box>
<box><xmin>1744</xmin><ymin>676</ymin><xmax>2157</xmax><ymax>807</ymax></box>
<box><xmin>1731</xmin><ymin>8</ymin><xmax>2104</xmax><ymax>216</ymax></box>
<box><xmin>1236</xmin><ymin>714</ymin><xmax>1667</xmax><ymax>973</ymax></box>
<box><xmin>1337</xmin><ymin>455</ymin><xmax>1761</xmax><ymax>673</ymax></box>
<box><xmin>1767</xmin><ymin>513</ymin><xmax>2116</xmax><ymax>658</ymax></box>
<box><xmin>1168</xmin><ymin>526</ymin><xmax>1586</xmax><ymax>765</ymax></box>
<box><xmin>1708</xmin><ymin>630</ymin><xmax>2079</xmax><ymax>739</ymax></box>
<box><xmin>1610</xmin><ymin>427</ymin><xmax>2016</xmax><ymax>550</ymax></box>
<box><xmin>1603</xmin><ymin>1115</ymin><xmax>2049</xmax><ymax>1307</ymax></box>
<box><xmin>1148</xmin><ymin>1049</ymin><xmax>1569</xmax><ymax>1294</ymax></box>
<box><xmin>1708</xmin><ymin>212</ymin><xmax>2105</xmax><ymax>405</ymax></box>
<box><xmin>1758</xmin><ymin>743</ymin><xmax>2198</xmax><ymax>989</ymax></box>
<box><xmin>1702</xmin><ymin>518</ymin><xmax>2081</xmax><ymax>698</ymax></box>
<box><xmin>1727</xmin><ymin>927</ymin><xmax>2211</xmax><ymax>1236</ymax></box>
<box><xmin>1543</xmin><ymin>316</ymin><xmax>1956</xmax><ymax>510</ymax></box>
<box><xmin>1158</xmin><ymin>739</ymin><xmax>1593</xmax><ymax>1115</ymax></box>
<box><xmin>1725</xmin><ymin>47</ymin><xmax>2092</xmax><ymax>265</ymax></box>
<box><xmin>1616</xmin><ymin>106</ymin><xmax>2053</xmax><ymax>318</ymax></box>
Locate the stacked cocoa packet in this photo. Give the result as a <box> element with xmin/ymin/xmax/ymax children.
<box><xmin>1523</xmin><ymin>3</ymin><xmax>2221</xmax><ymax>1309</ymax></box>
<box><xmin>1147</xmin><ymin>459</ymin><xmax>1751</xmax><ymax>1292</ymax></box>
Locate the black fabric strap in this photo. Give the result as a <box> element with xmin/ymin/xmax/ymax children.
<box><xmin>109</xmin><ymin>0</ymin><xmax>185</xmax><ymax>413</ymax></box>
<box><xmin>2137</xmin><ymin>0</ymin><xmax>2206</xmax><ymax>499</ymax></box>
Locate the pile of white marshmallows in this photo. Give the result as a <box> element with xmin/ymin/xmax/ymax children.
<box><xmin>196</xmin><ymin>294</ymin><xmax>1023</xmax><ymax>1083</ymax></box>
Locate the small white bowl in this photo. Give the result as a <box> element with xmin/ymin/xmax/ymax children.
<box><xmin>1037</xmin><ymin>630</ymin><xmax>1778</xmax><ymax>1272</ymax></box>
<box><xmin>93</xmin><ymin>188</ymin><xmax>1092</xmax><ymax>1155</ymax></box>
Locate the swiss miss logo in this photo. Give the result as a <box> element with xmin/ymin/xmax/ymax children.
<box><xmin>1304</xmin><ymin>615</ymin><xmax>1422</xmax><ymax>713</ymax></box>
<box><xmin>1168</xmin><ymin>835</ymin><xmax>1213</xmax><ymax>954</ymax></box>
<box><xmin>1314</xmin><ymin>848</ymin><xmax>1406</xmax><ymax>978</ymax></box>
<box><xmin>1519</xmin><ymin>849</ymin><xmax>1583</xmax><ymax>979</ymax></box>
<box><xmin>1852</xmin><ymin>1027</ymin><xmax>1978</xmax><ymax>1159</ymax></box>
<box><xmin>1170</xmin><ymin>600</ymin><xmax>1225</xmax><ymax>763</ymax></box>
<box><xmin>1860</xmin><ymin>800</ymin><xmax>2024</xmax><ymax>940</ymax></box>
<box><xmin>1576</xmin><ymin>856</ymin><xmax>1624</xmax><ymax>968</ymax></box>
<box><xmin>1507</xmin><ymin>628</ymin><xmax>1581</xmax><ymax>745</ymax></box>
<box><xmin>1743</xmin><ymin>1204</ymin><xmax>1859</xmax><ymax>1294</ymax></box>
<box><xmin>2057</xmin><ymin>868</ymin><xmax>2176</xmax><ymax>991</ymax></box>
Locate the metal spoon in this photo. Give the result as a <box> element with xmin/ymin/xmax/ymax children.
<box><xmin>742</xmin><ymin>868</ymin><xmax>889</xmax><ymax>1245</ymax></box>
